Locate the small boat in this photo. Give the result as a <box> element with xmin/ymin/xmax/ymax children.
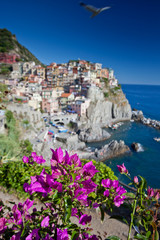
<box><xmin>154</xmin><ymin>137</ymin><xmax>160</xmax><ymax>142</ymax></box>
<box><xmin>112</xmin><ymin>124</ymin><xmax>118</xmax><ymax>130</ymax></box>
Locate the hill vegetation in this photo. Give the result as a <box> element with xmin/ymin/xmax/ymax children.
<box><xmin>0</xmin><ymin>110</ymin><xmax>33</xmax><ymax>160</ymax></box>
<box><xmin>0</xmin><ymin>28</ymin><xmax>42</xmax><ymax>65</ymax></box>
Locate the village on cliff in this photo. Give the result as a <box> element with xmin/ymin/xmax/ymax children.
<box><xmin>0</xmin><ymin>54</ymin><xmax>133</xmax><ymax>162</ymax></box>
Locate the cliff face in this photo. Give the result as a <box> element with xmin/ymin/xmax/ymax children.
<box><xmin>84</xmin><ymin>86</ymin><xmax>132</xmax><ymax>128</ymax></box>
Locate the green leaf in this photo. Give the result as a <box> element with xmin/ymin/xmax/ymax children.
<box><xmin>71</xmin><ymin>173</ymin><xmax>76</xmax><ymax>182</ymax></box>
<box><xmin>106</xmin><ymin>236</ymin><xmax>121</xmax><ymax>240</ymax></box>
<box><xmin>64</xmin><ymin>196</ymin><xmax>72</xmax><ymax>223</ymax></box>
<box><xmin>52</xmin><ymin>190</ymin><xmax>58</xmax><ymax>200</ymax></box>
<box><xmin>146</xmin><ymin>231</ymin><xmax>151</xmax><ymax>238</ymax></box>
<box><xmin>71</xmin><ymin>230</ymin><xmax>79</xmax><ymax>240</ymax></box>
<box><xmin>139</xmin><ymin>176</ymin><xmax>147</xmax><ymax>190</ymax></box>
<box><xmin>155</xmin><ymin>230</ymin><xmax>159</xmax><ymax>240</ymax></box>
<box><xmin>88</xmin><ymin>192</ymin><xmax>97</xmax><ymax>199</ymax></box>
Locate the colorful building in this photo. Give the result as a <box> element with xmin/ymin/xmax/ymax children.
<box><xmin>0</xmin><ymin>53</ymin><xmax>20</xmax><ymax>64</ymax></box>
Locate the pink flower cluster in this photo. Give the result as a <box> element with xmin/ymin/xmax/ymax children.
<box><xmin>22</xmin><ymin>152</ymin><xmax>46</xmax><ymax>164</ymax></box>
<box><xmin>102</xmin><ymin>179</ymin><xmax>126</xmax><ymax>207</ymax></box>
<box><xmin>147</xmin><ymin>187</ymin><xmax>160</xmax><ymax>200</ymax></box>
<box><xmin>24</xmin><ymin>148</ymin><xmax>98</xmax><ymax>206</ymax></box>
<box><xmin>0</xmin><ymin>198</ymin><xmax>69</xmax><ymax>240</ymax></box>
<box><xmin>0</xmin><ymin>148</ymin><xmax>126</xmax><ymax>239</ymax></box>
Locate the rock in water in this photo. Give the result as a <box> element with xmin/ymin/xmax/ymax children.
<box><xmin>88</xmin><ymin>140</ymin><xmax>130</xmax><ymax>161</ymax></box>
<box><xmin>131</xmin><ymin>142</ymin><xmax>144</xmax><ymax>152</ymax></box>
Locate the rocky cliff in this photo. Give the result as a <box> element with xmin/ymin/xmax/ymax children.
<box><xmin>83</xmin><ymin>86</ymin><xmax>132</xmax><ymax>128</ymax></box>
<box><xmin>77</xmin><ymin>86</ymin><xmax>132</xmax><ymax>142</ymax></box>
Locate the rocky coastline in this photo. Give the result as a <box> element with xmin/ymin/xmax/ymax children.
<box><xmin>132</xmin><ymin>110</ymin><xmax>160</xmax><ymax>130</ymax></box>
<box><xmin>76</xmin><ymin>140</ymin><xmax>131</xmax><ymax>162</ymax></box>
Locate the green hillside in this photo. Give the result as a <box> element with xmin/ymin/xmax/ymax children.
<box><xmin>0</xmin><ymin>28</ymin><xmax>42</xmax><ymax>65</ymax></box>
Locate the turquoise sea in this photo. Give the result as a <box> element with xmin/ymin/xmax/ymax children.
<box><xmin>88</xmin><ymin>84</ymin><xmax>160</xmax><ymax>188</ymax></box>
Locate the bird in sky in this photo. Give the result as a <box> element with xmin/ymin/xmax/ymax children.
<box><xmin>80</xmin><ymin>2</ymin><xmax>111</xmax><ymax>18</ymax></box>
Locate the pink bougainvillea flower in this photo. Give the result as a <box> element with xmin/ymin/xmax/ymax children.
<box><xmin>51</xmin><ymin>165</ymin><xmax>63</xmax><ymax>179</ymax></box>
<box><xmin>36</xmin><ymin>155</ymin><xmax>46</xmax><ymax>164</ymax></box>
<box><xmin>31</xmin><ymin>152</ymin><xmax>37</xmax><ymax>158</ymax></box>
<box><xmin>51</xmin><ymin>147</ymin><xmax>64</xmax><ymax>164</ymax></box>
<box><xmin>0</xmin><ymin>217</ymin><xmax>7</xmax><ymax>233</ymax></box>
<box><xmin>117</xmin><ymin>163</ymin><xmax>128</xmax><ymax>174</ymax></box>
<box><xmin>93</xmin><ymin>203</ymin><xmax>99</xmax><ymax>209</ymax></box>
<box><xmin>57</xmin><ymin>228</ymin><xmax>69</xmax><ymax>240</ymax></box>
<box><xmin>82</xmin><ymin>161</ymin><xmax>98</xmax><ymax>179</ymax></box>
<box><xmin>89</xmin><ymin>235</ymin><xmax>99</xmax><ymax>240</ymax></box>
<box><xmin>79</xmin><ymin>214</ymin><xmax>92</xmax><ymax>225</ymax></box>
<box><xmin>71</xmin><ymin>208</ymin><xmax>79</xmax><ymax>218</ymax></box>
<box><xmin>154</xmin><ymin>191</ymin><xmax>160</xmax><ymax>200</ymax></box>
<box><xmin>23</xmin><ymin>198</ymin><xmax>34</xmax><ymax>213</ymax></box>
<box><xmin>12</xmin><ymin>205</ymin><xmax>22</xmax><ymax>225</ymax></box>
<box><xmin>114</xmin><ymin>195</ymin><xmax>125</xmax><ymax>207</ymax></box>
<box><xmin>81</xmin><ymin>179</ymin><xmax>97</xmax><ymax>194</ymax></box>
<box><xmin>26</xmin><ymin>229</ymin><xmax>40</xmax><ymax>240</ymax></box>
<box><xmin>102</xmin><ymin>179</ymin><xmax>112</xmax><ymax>188</ymax></box>
<box><xmin>147</xmin><ymin>187</ymin><xmax>154</xmax><ymax>197</ymax></box>
<box><xmin>70</xmin><ymin>153</ymin><xmax>82</xmax><ymax>167</ymax></box>
<box><xmin>111</xmin><ymin>180</ymin><xmax>119</xmax><ymax>189</ymax></box>
<box><xmin>104</xmin><ymin>189</ymin><xmax>110</xmax><ymax>197</ymax></box>
<box><xmin>52</xmin><ymin>181</ymin><xmax>63</xmax><ymax>192</ymax></box>
<box><xmin>10</xmin><ymin>232</ymin><xmax>21</xmax><ymax>240</ymax></box>
<box><xmin>116</xmin><ymin>186</ymin><xmax>126</xmax><ymax>195</ymax></box>
<box><xmin>22</xmin><ymin>156</ymin><xmax>29</xmax><ymax>163</ymax></box>
<box><xmin>24</xmin><ymin>168</ymin><xmax>62</xmax><ymax>196</ymax></box>
<box><xmin>63</xmin><ymin>150</ymin><xmax>71</xmax><ymax>165</ymax></box>
<box><xmin>23</xmin><ymin>152</ymin><xmax>46</xmax><ymax>165</ymax></box>
<box><xmin>134</xmin><ymin>176</ymin><xmax>139</xmax><ymax>184</ymax></box>
<box><xmin>41</xmin><ymin>216</ymin><xmax>50</xmax><ymax>228</ymax></box>
<box><xmin>42</xmin><ymin>233</ymin><xmax>54</xmax><ymax>240</ymax></box>
<box><xmin>75</xmin><ymin>192</ymin><xmax>88</xmax><ymax>206</ymax></box>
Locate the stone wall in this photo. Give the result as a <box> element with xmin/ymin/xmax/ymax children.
<box><xmin>7</xmin><ymin>103</ymin><xmax>44</xmax><ymax>128</ymax></box>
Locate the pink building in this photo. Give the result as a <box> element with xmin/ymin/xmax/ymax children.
<box><xmin>41</xmin><ymin>98</ymin><xmax>59</xmax><ymax>114</ymax></box>
<box><xmin>71</xmin><ymin>99</ymin><xmax>90</xmax><ymax>116</ymax></box>
<box><xmin>0</xmin><ymin>53</ymin><xmax>20</xmax><ymax>64</ymax></box>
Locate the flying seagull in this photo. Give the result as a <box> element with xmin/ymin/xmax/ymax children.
<box><xmin>80</xmin><ymin>2</ymin><xmax>111</xmax><ymax>18</ymax></box>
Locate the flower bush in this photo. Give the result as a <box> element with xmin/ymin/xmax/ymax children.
<box><xmin>0</xmin><ymin>148</ymin><xmax>126</xmax><ymax>239</ymax></box>
<box><xmin>0</xmin><ymin>149</ymin><xmax>159</xmax><ymax>239</ymax></box>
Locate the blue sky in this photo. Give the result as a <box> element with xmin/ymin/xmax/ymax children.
<box><xmin>1</xmin><ymin>0</ymin><xmax>160</xmax><ymax>85</ymax></box>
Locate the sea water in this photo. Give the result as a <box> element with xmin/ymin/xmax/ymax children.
<box><xmin>88</xmin><ymin>84</ymin><xmax>160</xmax><ymax>188</ymax></box>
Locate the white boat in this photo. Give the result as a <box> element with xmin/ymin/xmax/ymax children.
<box><xmin>154</xmin><ymin>137</ymin><xmax>160</xmax><ymax>142</ymax></box>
